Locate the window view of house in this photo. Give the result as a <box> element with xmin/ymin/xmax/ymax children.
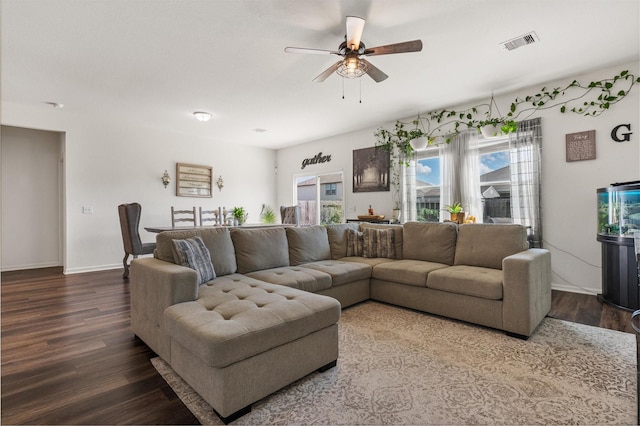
<box><xmin>414</xmin><ymin>135</ymin><xmax>511</xmax><ymax>223</ymax></box>
<box><xmin>296</xmin><ymin>172</ymin><xmax>344</xmax><ymax>225</ymax></box>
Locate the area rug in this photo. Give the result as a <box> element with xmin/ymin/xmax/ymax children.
<box><xmin>152</xmin><ymin>301</ymin><xmax>637</xmax><ymax>425</ymax></box>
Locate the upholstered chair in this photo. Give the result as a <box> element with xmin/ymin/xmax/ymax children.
<box><xmin>118</xmin><ymin>203</ymin><xmax>156</xmax><ymax>278</ymax></box>
<box><xmin>280</xmin><ymin>205</ymin><xmax>301</xmax><ymax>226</ymax></box>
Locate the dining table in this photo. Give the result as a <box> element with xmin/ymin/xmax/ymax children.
<box><xmin>144</xmin><ymin>223</ymin><xmax>293</xmax><ymax>233</ymax></box>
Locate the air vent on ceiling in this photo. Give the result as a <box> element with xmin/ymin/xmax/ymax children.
<box><xmin>501</xmin><ymin>31</ymin><xmax>539</xmax><ymax>51</ymax></box>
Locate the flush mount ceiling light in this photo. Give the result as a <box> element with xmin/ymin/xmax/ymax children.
<box><xmin>193</xmin><ymin>111</ymin><xmax>212</xmax><ymax>122</ymax></box>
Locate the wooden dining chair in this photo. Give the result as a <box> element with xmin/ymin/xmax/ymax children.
<box><xmin>118</xmin><ymin>203</ymin><xmax>156</xmax><ymax>278</ymax></box>
<box><xmin>171</xmin><ymin>206</ymin><xmax>197</xmax><ymax>227</ymax></box>
<box><xmin>199</xmin><ymin>207</ymin><xmax>217</xmax><ymax>226</ymax></box>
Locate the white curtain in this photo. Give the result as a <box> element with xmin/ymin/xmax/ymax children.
<box><xmin>439</xmin><ymin>130</ymin><xmax>482</xmax><ymax>221</ymax></box>
<box><xmin>509</xmin><ymin>117</ymin><xmax>542</xmax><ymax>247</ymax></box>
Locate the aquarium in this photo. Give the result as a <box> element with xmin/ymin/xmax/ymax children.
<box><xmin>597</xmin><ymin>182</ymin><xmax>640</xmax><ymax>237</ymax></box>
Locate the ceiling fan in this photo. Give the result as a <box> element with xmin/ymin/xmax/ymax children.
<box><xmin>285</xmin><ymin>16</ymin><xmax>423</xmax><ymax>83</ymax></box>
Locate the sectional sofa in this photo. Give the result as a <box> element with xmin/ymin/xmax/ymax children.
<box><xmin>130</xmin><ymin>221</ymin><xmax>551</xmax><ymax>422</ymax></box>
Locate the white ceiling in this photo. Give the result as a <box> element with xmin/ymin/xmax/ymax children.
<box><xmin>2</xmin><ymin>0</ymin><xmax>639</xmax><ymax>149</ymax></box>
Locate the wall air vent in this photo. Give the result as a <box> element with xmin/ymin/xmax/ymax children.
<box><xmin>501</xmin><ymin>31</ymin><xmax>539</xmax><ymax>51</ymax></box>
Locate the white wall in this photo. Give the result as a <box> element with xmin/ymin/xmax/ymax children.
<box><xmin>1</xmin><ymin>126</ymin><xmax>63</xmax><ymax>270</ymax></box>
<box><xmin>277</xmin><ymin>61</ymin><xmax>640</xmax><ymax>295</ymax></box>
<box><xmin>1</xmin><ymin>105</ymin><xmax>277</xmax><ymax>273</ymax></box>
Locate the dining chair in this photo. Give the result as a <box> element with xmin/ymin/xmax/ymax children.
<box><xmin>118</xmin><ymin>203</ymin><xmax>156</xmax><ymax>278</ymax></box>
<box><xmin>171</xmin><ymin>206</ymin><xmax>197</xmax><ymax>227</ymax></box>
<box><xmin>280</xmin><ymin>205</ymin><xmax>301</xmax><ymax>226</ymax></box>
<box><xmin>199</xmin><ymin>207</ymin><xmax>217</xmax><ymax>226</ymax></box>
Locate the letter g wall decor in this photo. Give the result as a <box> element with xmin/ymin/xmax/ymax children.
<box><xmin>611</xmin><ymin>124</ymin><xmax>632</xmax><ymax>142</ymax></box>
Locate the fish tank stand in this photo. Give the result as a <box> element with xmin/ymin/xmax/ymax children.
<box><xmin>597</xmin><ymin>234</ymin><xmax>638</xmax><ymax>311</ymax></box>
<box><xmin>597</xmin><ymin>182</ymin><xmax>640</xmax><ymax>311</ymax></box>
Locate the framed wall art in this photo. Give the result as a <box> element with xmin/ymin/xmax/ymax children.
<box><xmin>176</xmin><ymin>163</ymin><xmax>213</xmax><ymax>197</ymax></box>
<box><xmin>353</xmin><ymin>146</ymin><xmax>390</xmax><ymax>193</ymax></box>
<box><xmin>566</xmin><ymin>130</ymin><xmax>596</xmax><ymax>162</ymax></box>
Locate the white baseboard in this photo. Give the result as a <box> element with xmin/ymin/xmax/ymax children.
<box><xmin>551</xmin><ymin>283</ymin><xmax>599</xmax><ymax>296</ymax></box>
<box><xmin>1</xmin><ymin>261</ymin><xmax>61</xmax><ymax>272</ymax></box>
<box><xmin>64</xmin><ymin>264</ymin><xmax>122</xmax><ymax>275</ymax></box>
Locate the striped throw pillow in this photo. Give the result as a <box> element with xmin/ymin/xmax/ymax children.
<box><xmin>346</xmin><ymin>229</ymin><xmax>363</xmax><ymax>257</ymax></box>
<box><xmin>171</xmin><ymin>236</ymin><xmax>216</xmax><ymax>284</ymax></box>
<box><xmin>362</xmin><ymin>228</ymin><xmax>396</xmax><ymax>259</ymax></box>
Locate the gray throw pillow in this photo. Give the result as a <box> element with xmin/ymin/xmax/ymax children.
<box><xmin>171</xmin><ymin>236</ymin><xmax>216</xmax><ymax>284</ymax></box>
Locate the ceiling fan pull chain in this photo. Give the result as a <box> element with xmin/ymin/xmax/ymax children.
<box><xmin>359</xmin><ymin>78</ymin><xmax>362</xmax><ymax>104</ymax></box>
<box><xmin>342</xmin><ymin>78</ymin><xmax>345</xmax><ymax>100</ymax></box>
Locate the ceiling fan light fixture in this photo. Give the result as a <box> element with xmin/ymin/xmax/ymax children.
<box><xmin>336</xmin><ymin>57</ymin><xmax>368</xmax><ymax>79</ymax></box>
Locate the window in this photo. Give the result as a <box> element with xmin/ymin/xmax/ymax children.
<box><xmin>325</xmin><ymin>183</ymin><xmax>337</xmax><ymax>196</ymax></box>
<box><xmin>478</xmin><ymin>136</ymin><xmax>511</xmax><ymax>222</ymax></box>
<box><xmin>294</xmin><ymin>172</ymin><xmax>344</xmax><ymax>225</ymax></box>
<box><xmin>415</xmin><ymin>147</ymin><xmax>441</xmax><ymax>222</ymax></box>
<box><xmin>412</xmin><ymin>134</ymin><xmax>511</xmax><ymax>223</ymax></box>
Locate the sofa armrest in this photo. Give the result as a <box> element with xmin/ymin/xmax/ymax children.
<box><xmin>502</xmin><ymin>249</ymin><xmax>552</xmax><ymax>337</ymax></box>
<box><xmin>130</xmin><ymin>257</ymin><xmax>199</xmax><ymax>360</ymax></box>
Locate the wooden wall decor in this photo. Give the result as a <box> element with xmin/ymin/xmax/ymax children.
<box><xmin>176</xmin><ymin>163</ymin><xmax>213</xmax><ymax>197</ymax></box>
<box><xmin>566</xmin><ymin>130</ymin><xmax>596</xmax><ymax>162</ymax></box>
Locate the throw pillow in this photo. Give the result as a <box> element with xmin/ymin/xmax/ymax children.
<box><xmin>362</xmin><ymin>228</ymin><xmax>396</xmax><ymax>259</ymax></box>
<box><xmin>346</xmin><ymin>229</ymin><xmax>363</xmax><ymax>257</ymax></box>
<box><xmin>171</xmin><ymin>236</ymin><xmax>216</xmax><ymax>284</ymax></box>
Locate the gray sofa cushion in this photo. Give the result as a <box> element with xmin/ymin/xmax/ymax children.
<box><xmin>231</xmin><ymin>227</ymin><xmax>289</xmax><ymax>274</ymax></box>
<box><xmin>359</xmin><ymin>223</ymin><xmax>404</xmax><ymax>259</ymax></box>
<box><xmin>372</xmin><ymin>259</ymin><xmax>449</xmax><ymax>287</ymax></box>
<box><xmin>246</xmin><ymin>266</ymin><xmax>332</xmax><ymax>293</ymax></box>
<box><xmin>300</xmin><ymin>260</ymin><xmax>372</xmax><ymax>287</ymax></box>
<box><xmin>427</xmin><ymin>265</ymin><xmax>503</xmax><ymax>300</ymax></box>
<box><xmin>164</xmin><ymin>274</ymin><xmax>341</xmax><ymax>368</ymax></box>
<box><xmin>286</xmin><ymin>226</ymin><xmax>331</xmax><ymax>266</ymax></box>
<box><xmin>326</xmin><ymin>223</ymin><xmax>360</xmax><ymax>259</ymax></box>
<box><xmin>454</xmin><ymin>224</ymin><xmax>529</xmax><ymax>270</ymax></box>
<box><xmin>155</xmin><ymin>227</ymin><xmax>237</xmax><ymax>276</ymax></box>
<box><xmin>403</xmin><ymin>222</ymin><xmax>458</xmax><ymax>265</ymax></box>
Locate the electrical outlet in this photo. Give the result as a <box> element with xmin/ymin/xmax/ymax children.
<box><xmin>82</xmin><ymin>206</ymin><xmax>93</xmax><ymax>214</ymax></box>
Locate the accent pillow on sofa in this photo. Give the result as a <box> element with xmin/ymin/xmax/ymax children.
<box><xmin>346</xmin><ymin>229</ymin><xmax>363</xmax><ymax>257</ymax></box>
<box><xmin>326</xmin><ymin>223</ymin><xmax>360</xmax><ymax>259</ymax></box>
<box><xmin>362</xmin><ymin>228</ymin><xmax>396</xmax><ymax>259</ymax></box>
<box><xmin>359</xmin><ymin>223</ymin><xmax>404</xmax><ymax>259</ymax></box>
<box><xmin>171</xmin><ymin>236</ymin><xmax>216</xmax><ymax>284</ymax></box>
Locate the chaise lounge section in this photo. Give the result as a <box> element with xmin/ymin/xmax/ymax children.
<box><xmin>130</xmin><ymin>221</ymin><xmax>551</xmax><ymax>422</ymax></box>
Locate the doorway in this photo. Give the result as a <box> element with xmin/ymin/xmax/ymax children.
<box><xmin>1</xmin><ymin>126</ymin><xmax>64</xmax><ymax>271</ymax></box>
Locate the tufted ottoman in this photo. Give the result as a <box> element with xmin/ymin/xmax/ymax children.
<box><xmin>164</xmin><ymin>274</ymin><xmax>341</xmax><ymax>423</ymax></box>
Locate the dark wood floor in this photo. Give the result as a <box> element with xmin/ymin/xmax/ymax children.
<box><xmin>1</xmin><ymin>267</ymin><xmax>636</xmax><ymax>425</ymax></box>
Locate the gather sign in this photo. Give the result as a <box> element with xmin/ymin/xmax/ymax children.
<box><xmin>301</xmin><ymin>152</ymin><xmax>331</xmax><ymax>169</ymax></box>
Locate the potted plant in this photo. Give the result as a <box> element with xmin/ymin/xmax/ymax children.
<box><xmin>232</xmin><ymin>207</ymin><xmax>247</xmax><ymax>225</ymax></box>
<box><xmin>444</xmin><ymin>202</ymin><xmax>465</xmax><ymax>224</ymax></box>
<box><xmin>260</xmin><ymin>204</ymin><xmax>276</xmax><ymax>224</ymax></box>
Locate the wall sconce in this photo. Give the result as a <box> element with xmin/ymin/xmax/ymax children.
<box><xmin>161</xmin><ymin>170</ymin><xmax>171</xmax><ymax>188</ymax></box>
<box><xmin>216</xmin><ymin>175</ymin><xmax>224</xmax><ymax>191</ymax></box>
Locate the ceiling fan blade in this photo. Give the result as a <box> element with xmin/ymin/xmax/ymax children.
<box><xmin>285</xmin><ymin>47</ymin><xmax>340</xmax><ymax>55</ymax></box>
<box><xmin>363</xmin><ymin>39</ymin><xmax>423</xmax><ymax>56</ymax></box>
<box><xmin>360</xmin><ymin>58</ymin><xmax>388</xmax><ymax>83</ymax></box>
<box><xmin>346</xmin><ymin>16</ymin><xmax>365</xmax><ymax>50</ymax></box>
<box><xmin>313</xmin><ymin>61</ymin><xmax>341</xmax><ymax>82</ymax></box>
